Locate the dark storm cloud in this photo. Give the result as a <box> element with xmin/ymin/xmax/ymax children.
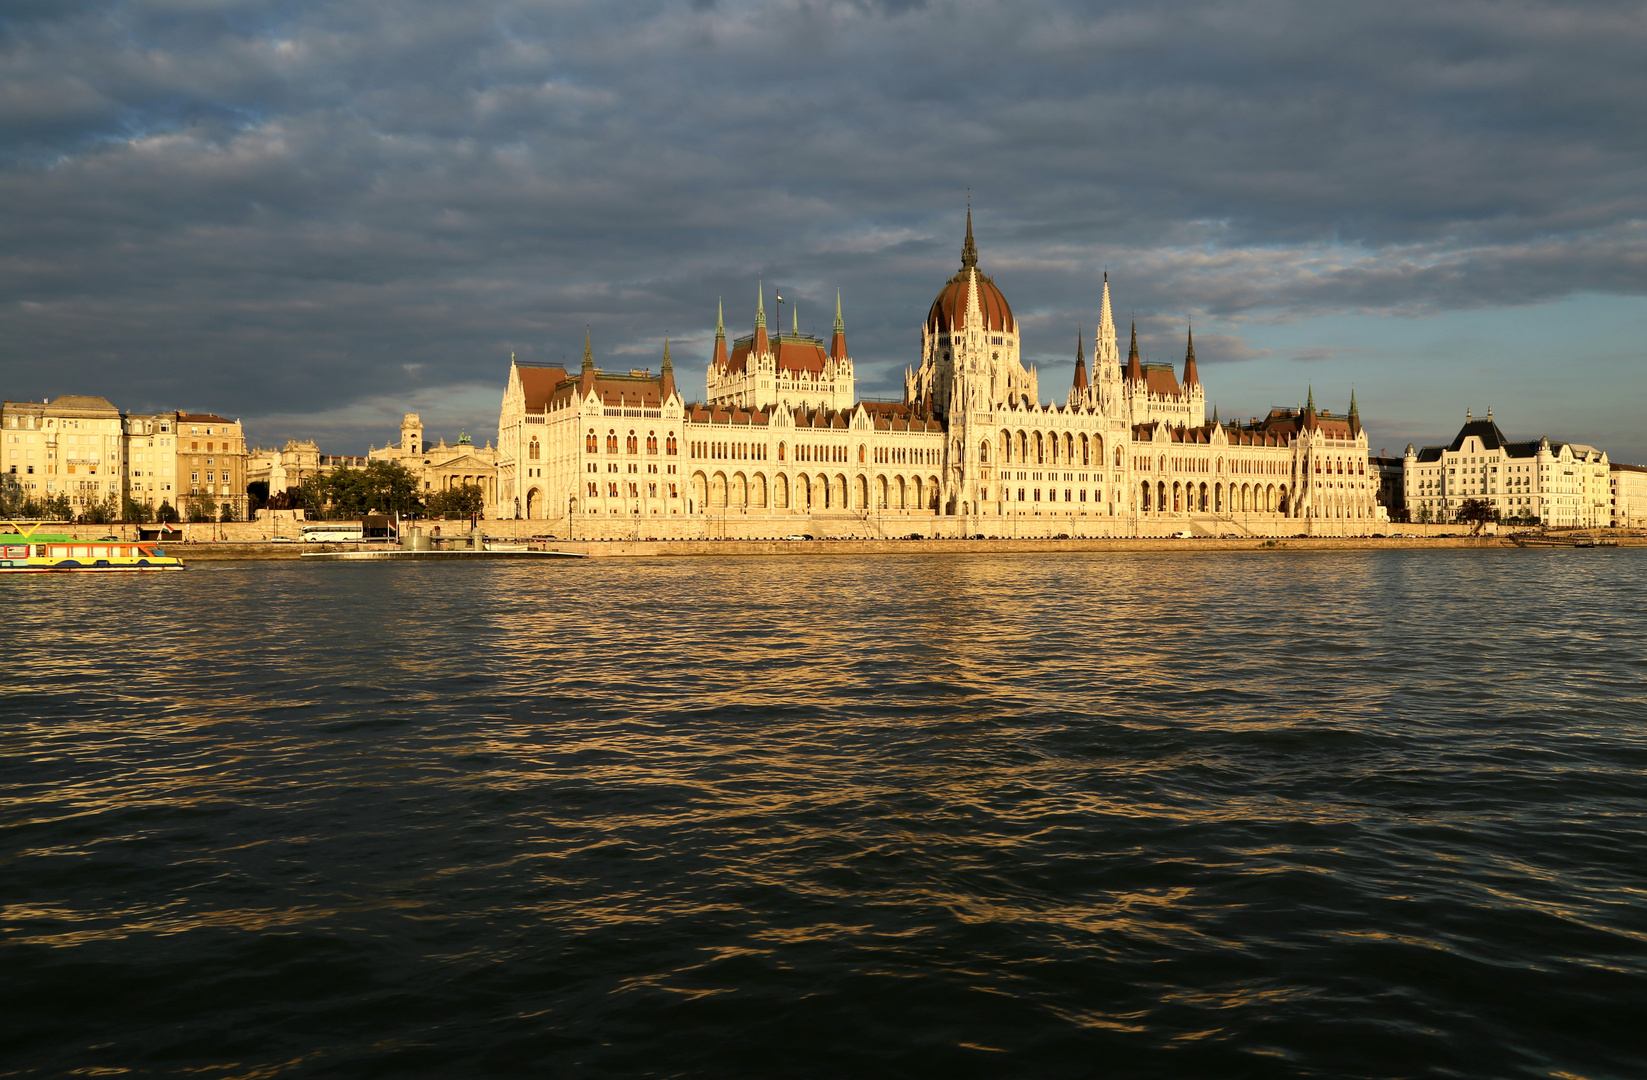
<box><xmin>2</xmin><ymin>0</ymin><xmax>1642</xmax><ymax>450</ymax></box>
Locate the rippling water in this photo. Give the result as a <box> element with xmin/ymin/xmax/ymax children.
<box><xmin>4</xmin><ymin>551</ymin><xmax>1646</xmax><ymax>1078</ymax></box>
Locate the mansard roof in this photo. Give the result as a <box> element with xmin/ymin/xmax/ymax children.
<box><xmin>725</xmin><ymin>333</ymin><xmax>829</xmax><ymax>377</ymax></box>
<box><xmin>1141</xmin><ymin>363</ymin><xmax>1182</xmax><ymax>398</ymax></box>
<box><xmin>1447</xmin><ymin>418</ymin><xmax>1510</xmax><ymax>452</ymax></box>
<box><xmin>516</xmin><ymin>364</ymin><xmax>569</xmax><ymax>411</ymax></box>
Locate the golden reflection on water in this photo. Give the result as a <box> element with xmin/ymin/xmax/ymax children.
<box><xmin>5</xmin><ymin>551</ymin><xmax>1646</xmax><ymax>1078</ymax></box>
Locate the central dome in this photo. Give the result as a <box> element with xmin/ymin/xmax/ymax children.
<box><xmin>925</xmin><ymin>210</ymin><xmax>1015</xmax><ymax>335</ymax></box>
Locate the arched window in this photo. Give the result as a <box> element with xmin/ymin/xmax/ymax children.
<box><xmin>606</xmin><ymin>430</ymin><xmax>618</xmax><ymax>454</ymax></box>
<box><xmin>858</xmin><ymin>443</ymin><xmax>866</xmax><ymax>464</ymax></box>
<box><xmin>627</xmin><ymin>431</ymin><xmax>639</xmax><ymax>454</ymax></box>
<box><xmin>954</xmin><ymin>439</ymin><xmax>964</xmax><ymax>462</ymax></box>
<box><xmin>1035</xmin><ymin>433</ymin><xmax>1044</xmax><ymax>464</ymax></box>
<box><xmin>647</xmin><ymin>431</ymin><xmax>658</xmax><ymax>454</ymax></box>
<box><xmin>1002</xmin><ymin>431</ymin><xmax>1013</xmax><ymax>462</ymax></box>
<box><xmin>978</xmin><ymin>440</ymin><xmax>989</xmax><ymax>463</ymax></box>
<box><xmin>1115</xmin><ymin>446</ymin><xmax>1123</xmax><ymax>468</ymax></box>
<box><xmin>1081</xmin><ymin>434</ymin><xmax>1090</xmax><ymax>466</ymax></box>
<box><xmin>528</xmin><ymin>438</ymin><xmax>540</xmax><ymax>461</ymax></box>
<box><xmin>778</xmin><ymin>441</ymin><xmax>786</xmax><ymax>461</ymax></box>
<box><xmin>586</xmin><ymin>429</ymin><xmax>597</xmax><ymax>454</ymax></box>
<box><xmin>667</xmin><ymin>433</ymin><xmax>678</xmax><ymax>456</ymax></box>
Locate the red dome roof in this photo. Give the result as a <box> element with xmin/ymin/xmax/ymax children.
<box><xmin>927</xmin><ymin>269</ymin><xmax>1015</xmax><ymax>335</ymax></box>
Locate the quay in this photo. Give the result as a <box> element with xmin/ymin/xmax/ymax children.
<box><xmin>125</xmin><ymin>533</ymin><xmax>1646</xmax><ymax>561</ymax></box>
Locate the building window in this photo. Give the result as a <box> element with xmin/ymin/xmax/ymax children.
<box><xmin>528</xmin><ymin>438</ymin><xmax>540</xmax><ymax>460</ymax></box>
<box><xmin>586</xmin><ymin>430</ymin><xmax>597</xmax><ymax>453</ymax></box>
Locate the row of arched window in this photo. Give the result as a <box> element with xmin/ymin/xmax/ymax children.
<box><xmin>584</xmin><ymin>429</ymin><xmax>678</xmax><ymax>456</ymax></box>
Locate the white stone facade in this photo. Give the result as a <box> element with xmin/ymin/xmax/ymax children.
<box><xmin>495</xmin><ymin>218</ymin><xmax>1382</xmax><ymax>537</ymax></box>
<box><xmin>1403</xmin><ymin>411</ymin><xmax>1611</xmax><ymax>528</ymax></box>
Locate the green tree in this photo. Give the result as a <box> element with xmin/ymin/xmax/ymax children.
<box><xmin>220</xmin><ymin>500</ymin><xmax>237</xmax><ymax>523</ymax></box>
<box><xmin>122</xmin><ymin>496</ymin><xmax>154</xmax><ymax>524</ymax></box>
<box><xmin>0</xmin><ymin>472</ymin><xmax>23</xmax><ymax>517</ymax></box>
<box><xmin>41</xmin><ymin>493</ymin><xmax>72</xmax><ymax>520</ymax></box>
<box><xmin>1456</xmin><ymin>498</ymin><xmax>1498</xmax><ymax>535</ymax></box>
<box><xmin>84</xmin><ymin>495</ymin><xmax>118</xmax><ymax>525</ymax></box>
<box><xmin>156</xmin><ymin>500</ymin><xmax>180</xmax><ymax>524</ymax></box>
<box><xmin>186</xmin><ymin>491</ymin><xmax>217</xmax><ymax>523</ymax></box>
<box><xmin>246</xmin><ymin>480</ymin><xmax>269</xmax><ymax>515</ymax></box>
<box><xmin>426</xmin><ymin>483</ymin><xmax>484</xmax><ymax>519</ymax></box>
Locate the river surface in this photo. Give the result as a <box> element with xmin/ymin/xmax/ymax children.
<box><xmin>3</xmin><ymin>550</ymin><xmax>1646</xmax><ymax>1079</ymax></box>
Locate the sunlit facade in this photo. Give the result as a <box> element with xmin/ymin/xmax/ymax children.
<box><xmin>496</xmin><ymin>216</ymin><xmax>1382</xmax><ymax>535</ymax></box>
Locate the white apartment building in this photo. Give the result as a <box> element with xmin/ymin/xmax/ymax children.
<box><xmin>1403</xmin><ymin>411</ymin><xmax>1610</xmax><ymax>527</ymax></box>
<box><xmin>1610</xmin><ymin>463</ymin><xmax>1647</xmax><ymax>528</ymax></box>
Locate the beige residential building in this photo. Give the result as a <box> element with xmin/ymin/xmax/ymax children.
<box><xmin>2</xmin><ymin>395</ymin><xmax>124</xmax><ymax>512</ymax></box>
<box><xmin>122</xmin><ymin>412</ymin><xmax>182</xmax><ymax>512</ymax></box>
<box><xmin>1610</xmin><ymin>463</ymin><xmax>1647</xmax><ymax>528</ymax></box>
<box><xmin>366</xmin><ymin>413</ymin><xmax>499</xmax><ymax>511</ymax></box>
<box><xmin>172</xmin><ymin>413</ymin><xmax>249</xmax><ymax>520</ymax></box>
<box><xmin>1403</xmin><ymin>411</ymin><xmax>1610</xmax><ymax>527</ymax></box>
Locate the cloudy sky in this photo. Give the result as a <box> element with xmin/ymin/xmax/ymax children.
<box><xmin>4</xmin><ymin>0</ymin><xmax>1644</xmax><ymax>460</ymax></box>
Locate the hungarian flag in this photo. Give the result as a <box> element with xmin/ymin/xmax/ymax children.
<box><xmin>775</xmin><ymin>288</ymin><xmax>783</xmax><ymax>304</ymax></box>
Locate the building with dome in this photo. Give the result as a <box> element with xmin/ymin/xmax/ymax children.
<box><xmin>495</xmin><ymin>212</ymin><xmax>1383</xmax><ymax>536</ymax></box>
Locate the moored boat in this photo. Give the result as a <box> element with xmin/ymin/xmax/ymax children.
<box><xmin>0</xmin><ymin>522</ymin><xmax>184</xmax><ymax>573</ymax></box>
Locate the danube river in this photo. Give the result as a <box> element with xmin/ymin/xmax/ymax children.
<box><xmin>4</xmin><ymin>551</ymin><xmax>1645</xmax><ymax>1078</ymax></box>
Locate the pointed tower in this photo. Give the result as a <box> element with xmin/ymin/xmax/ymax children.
<box><xmin>792</xmin><ymin>304</ymin><xmax>799</xmax><ymax>337</ymax></box>
<box><xmin>711</xmin><ymin>297</ymin><xmax>728</xmax><ymax>371</ymax></box>
<box><xmin>1125</xmin><ymin>320</ymin><xmax>1143</xmax><ymax>383</ymax></box>
<box><xmin>1182</xmin><ymin>325</ymin><xmax>1200</xmax><ymax>386</ymax></box>
<box><xmin>578</xmin><ymin>328</ymin><xmax>596</xmax><ymax>396</ymax></box>
<box><xmin>830</xmin><ymin>290</ymin><xmax>847</xmax><ymax>360</ymax></box>
<box><xmin>1096</xmin><ymin>272</ymin><xmax>1119</xmax><ymax>372</ymax></box>
<box><xmin>1348</xmin><ymin>388</ymin><xmax>1361</xmax><ymax>437</ymax></box>
<box><xmin>753</xmin><ymin>281</ymin><xmax>768</xmax><ymax>357</ymax></box>
<box><xmin>1072</xmin><ymin>328</ymin><xmax>1088</xmax><ymax>392</ymax></box>
<box><xmin>661</xmin><ymin>336</ymin><xmax>676</xmax><ymax>401</ymax></box>
<box><xmin>961</xmin><ymin>201</ymin><xmax>978</xmax><ymax>270</ymax></box>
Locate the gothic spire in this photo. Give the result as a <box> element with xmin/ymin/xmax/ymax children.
<box><xmin>1096</xmin><ymin>271</ymin><xmax>1117</xmax><ymax>366</ymax></box>
<box><xmin>1306</xmin><ymin>384</ymin><xmax>1316</xmax><ymax>413</ymax></box>
<box><xmin>1125</xmin><ymin>319</ymin><xmax>1143</xmax><ymax>382</ymax></box>
<box><xmin>715</xmin><ymin>297</ymin><xmax>725</xmax><ymax>340</ymax></box>
<box><xmin>961</xmin><ymin>201</ymin><xmax>978</xmax><ymax>270</ymax></box>
<box><xmin>581</xmin><ymin>328</ymin><xmax>593</xmax><ymax>373</ymax></box>
<box><xmin>1182</xmin><ymin>323</ymin><xmax>1199</xmax><ymax>386</ymax></box>
<box><xmin>1348</xmin><ymin>388</ymin><xmax>1359</xmax><ymax>416</ymax></box>
<box><xmin>755</xmin><ymin>280</ymin><xmax>766</xmax><ymax>329</ymax></box>
<box><xmin>792</xmin><ymin>303</ymin><xmax>798</xmax><ymax>336</ymax></box>
<box><xmin>1072</xmin><ymin>327</ymin><xmax>1088</xmax><ymax>392</ymax></box>
<box><xmin>830</xmin><ymin>289</ymin><xmax>848</xmax><ymax>360</ymax></box>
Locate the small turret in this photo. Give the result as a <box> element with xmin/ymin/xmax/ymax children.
<box><xmin>1072</xmin><ymin>328</ymin><xmax>1088</xmax><ymax>392</ymax></box>
<box><xmin>753</xmin><ymin>282</ymin><xmax>768</xmax><ymax>357</ymax></box>
<box><xmin>1348</xmin><ymin>388</ymin><xmax>1361</xmax><ymax>437</ymax></box>
<box><xmin>580</xmin><ymin>329</ymin><xmax>594</xmax><ymax>373</ymax></box>
<box><xmin>661</xmin><ymin>336</ymin><xmax>676</xmax><ymax>401</ymax></box>
<box><xmin>830</xmin><ymin>290</ymin><xmax>847</xmax><ymax>360</ymax></box>
<box><xmin>1182</xmin><ymin>324</ymin><xmax>1199</xmax><ymax>386</ymax></box>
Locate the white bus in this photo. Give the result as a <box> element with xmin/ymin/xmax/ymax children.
<box><xmin>300</xmin><ymin>522</ymin><xmax>364</xmax><ymax>543</ymax></box>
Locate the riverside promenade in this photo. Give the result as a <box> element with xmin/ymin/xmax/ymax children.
<box><xmin>115</xmin><ymin>534</ymin><xmax>1647</xmax><ymax>561</ymax></box>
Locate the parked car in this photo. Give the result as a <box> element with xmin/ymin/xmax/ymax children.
<box><xmin>1172</xmin><ymin>530</ymin><xmax>1194</xmax><ymax>539</ymax></box>
<box><xmin>783</xmin><ymin>533</ymin><xmax>813</xmax><ymax>541</ymax></box>
<box><xmin>268</xmin><ymin>536</ymin><xmax>297</xmax><ymax>543</ymax></box>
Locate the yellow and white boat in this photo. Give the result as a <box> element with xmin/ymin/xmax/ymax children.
<box><xmin>0</xmin><ymin>521</ymin><xmax>185</xmax><ymax>574</ymax></box>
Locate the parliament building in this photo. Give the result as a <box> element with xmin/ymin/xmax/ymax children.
<box><xmin>495</xmin><ymin>214</ymin><xmax>1383</xmax><ymax>537</ymax></box>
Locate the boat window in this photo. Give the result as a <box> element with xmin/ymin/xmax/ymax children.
<box><xmin>93</xmin><ymin>546</ymin><xmax>109</xmax><ymax>557</ymax></box>
<box><xmin>72</xmin><ymin>546</ymin><xmax>89</xmax><ymax>558</ymax></box>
